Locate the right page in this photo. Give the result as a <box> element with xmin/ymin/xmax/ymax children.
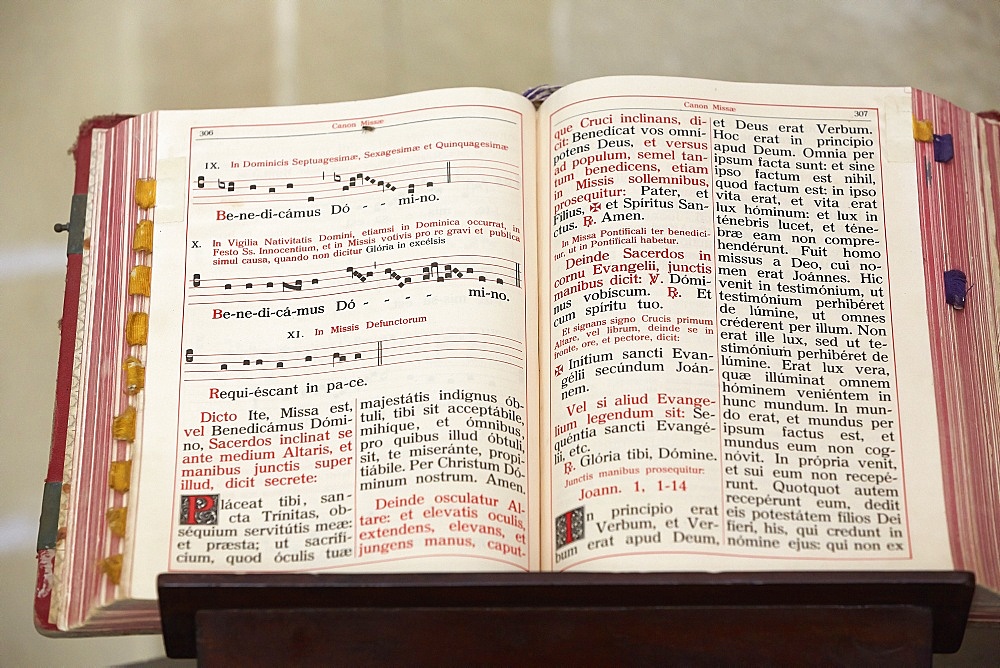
<box><xmin>538</xmin><ymin>76</ymin><xmax>953</xmax><ymax>573</ymax></box>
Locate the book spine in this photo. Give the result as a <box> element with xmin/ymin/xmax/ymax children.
<box><xmin>36</xmin><ymin>115</ymin><xmax>132</xmax><ymax>634</ymax></box>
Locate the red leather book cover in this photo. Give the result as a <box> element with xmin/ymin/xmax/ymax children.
<box><xmin>35</xmin><ymin>115</ymin><xmax>132</xmax><ymax>634</ymax></box>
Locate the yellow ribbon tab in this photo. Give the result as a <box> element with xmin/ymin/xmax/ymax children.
<box><xmin>107</xmin><ymin>507</ymin><xmax>128</xmax><ymax>537</ymax></box>
<box><xmin>135</xmin><ymin>178</ymin><xmax>156</xmax><ymax>209</ymax></box>
<box><xmin>122</xmin><ymin>356</ymin><xmax>145</xmax><ymax>394</ymax></box>
<box><xmin>913</xmin><ymin>117</ymin><xmax>933</xmax><ymax>142</ymax></box>
<box><xmin>128</xmin><ymin>265</ymin><xmax>152</xmax><ymax>296</ymax></box>
<box><xmin>133</xmin><ymin>219</ymin><xmax>154</xmax><ymax>253</ymax></box>
<box><xmin>126</xmin><ymin>312</ymin><xmax>148</xmax><ymax>345</ymax></box>
<box><xmin>98</xmin><ymin>554</ymin><xmax>123</xmax><ymax>585</ymax></box>
<box><xmin>112</xmin><ymin>405</ymin><xmax>137</xmax><ymax>442</ymax></box>
<box><xmin>109</xmin><ymin>459</ymin><xmax>133</xmax><ymax>492</ymax></box>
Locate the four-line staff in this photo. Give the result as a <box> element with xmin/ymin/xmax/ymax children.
<box><xmin>192</xmin><ymin>157</ymin><xmax>520</xmax><ymax>204</ymax></box>
<box><xmin>182</xmin><ymin>331</ymin><xmax>525</xmax><ymax>380</ymax></box>
<box><xmin>187</xmin><ymin>255</ymin><xmax>523</xmax><ymax>305</ymax></box>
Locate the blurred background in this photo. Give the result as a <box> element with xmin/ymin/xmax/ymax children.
<box><xmin>2</xmin><ymin>1</ymin><xmax>998</xmax><ymax>664</ymax></box>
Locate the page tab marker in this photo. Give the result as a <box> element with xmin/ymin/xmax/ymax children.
<box><xmin>933</xmin><ymin>134</ymin><xmax>954</xmax><ymax>162</ymax></box>
<box><xmin>913</xmin><ymin>118</ymin><xmax>933</xmax><ymax>142</ymax></box>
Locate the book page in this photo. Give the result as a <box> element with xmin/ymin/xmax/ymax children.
<box><xmin>128</xmin><ymin>89</ymin><xmax>539</xmax><ymax>598</ymax></box>
<box><xmin>538</xmin><ymin>76</ymin><xmax>953</xmax><ymax>573</ymax></box>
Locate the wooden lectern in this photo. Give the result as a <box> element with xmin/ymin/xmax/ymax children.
<box><xmin>159</xmin><ymin>571</ymin><xmax>973</xmax><ymax>665</ymax></box>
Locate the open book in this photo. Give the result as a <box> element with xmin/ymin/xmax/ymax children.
<box><xmin>38</xmin><ymin>75</ymin><xmax>1000</xmax><ymax>634</ymax></box>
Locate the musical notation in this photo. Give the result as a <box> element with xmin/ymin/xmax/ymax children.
<box><xmin>192</xmin><ymin>274</ymin><xmax>323</xmax><ymax>292</ymax></box>
<box><xmin>191</xmin><ymin>158</ymin><xmax>519</xmax><ymax>206</ymax></box>
<box><xmin>182</xmin><ymin>332</ymin><xmax>524</xmax><ymax>380</ymax></box>
<box><xmin>187</xmin><ymin>254</ymin><xmax>522</xmax><ymax>306</ymax></box>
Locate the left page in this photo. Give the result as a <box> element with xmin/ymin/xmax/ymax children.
<box><xmin>127</xmin><ymin>89</ymin><xmax>539</xmax><ymax>599</ymax></box>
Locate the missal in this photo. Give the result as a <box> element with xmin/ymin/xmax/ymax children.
<box><xmin>37</xmin><ymin>76</ymin><xmax>1000</xmax><ymax>634</ymax></box>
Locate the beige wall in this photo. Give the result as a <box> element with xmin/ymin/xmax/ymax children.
<box><xmin>2</xmin><ymin>2</ymin><xmax>997</xmax><ymax>664</ymax></box>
